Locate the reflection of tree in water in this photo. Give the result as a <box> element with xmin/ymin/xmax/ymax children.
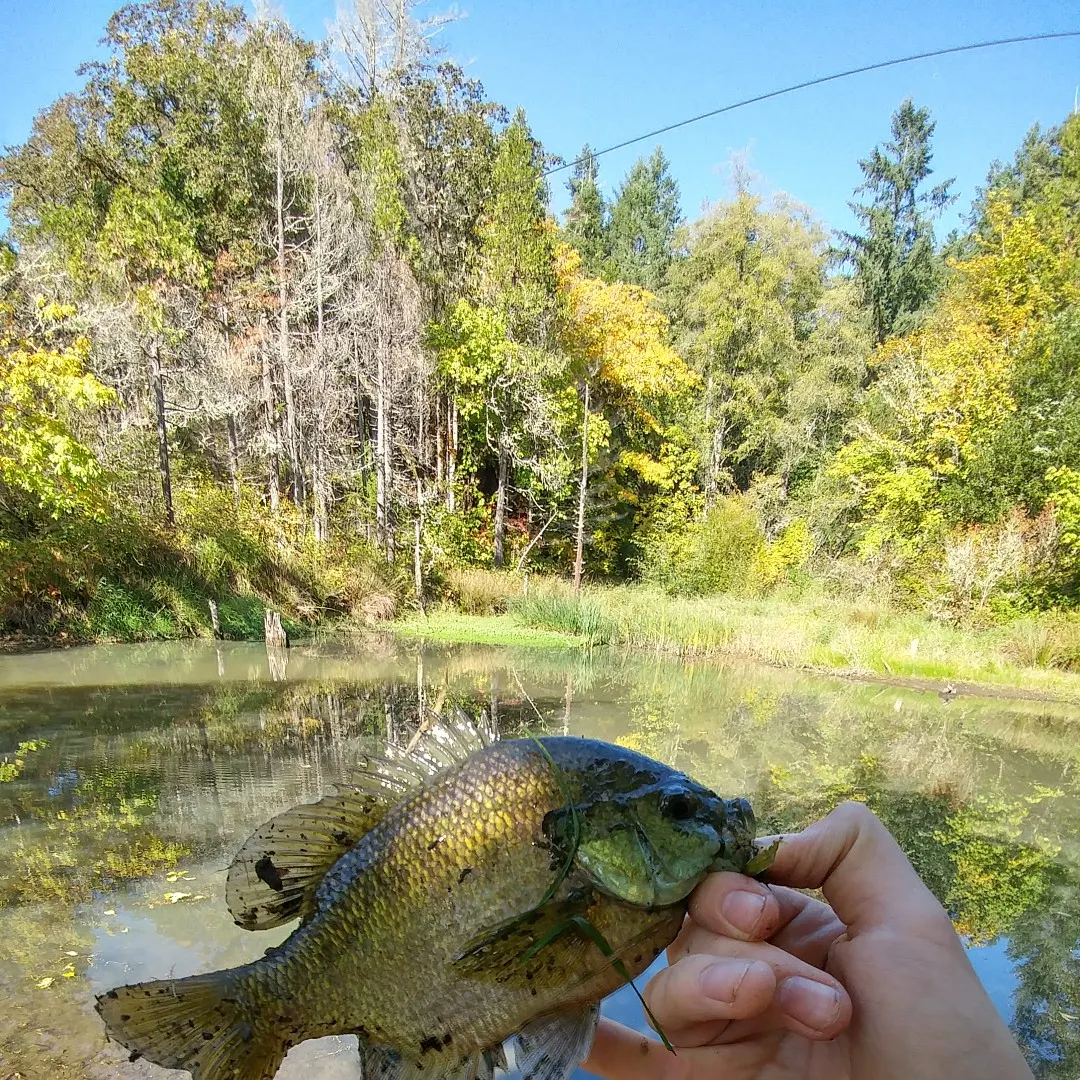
<box><xmin>1008</xmin><ymin>875</ymin><xmax>1080</xmax><ymax>1079</ymax></box>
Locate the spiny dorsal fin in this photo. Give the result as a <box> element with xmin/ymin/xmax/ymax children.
<box><xmin>344</xmin><ymin>706</ymin><xmax>497</xmax><ymax>801</ymax></box>
<box><xmin>227</xmin><ymin>708</ymin><xmax>498</xmax><ymax>932</ymax></box>
<box><xmin>226</xmin><ymin>786</ymin><xmax>388</xmax><ymax>931</ymax></box>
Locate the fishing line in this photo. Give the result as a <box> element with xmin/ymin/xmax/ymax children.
<box><xmin>544</xmin><ymin>31</ymin><xmax>1080</xmax><ymax>178</ymax></box>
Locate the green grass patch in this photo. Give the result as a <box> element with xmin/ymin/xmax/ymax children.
<box><xmin>394</xmin><ymin>611</ymin><xmax>579</xmax><ymax>648</ymax></box>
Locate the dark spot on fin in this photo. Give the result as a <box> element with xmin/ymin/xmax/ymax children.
<box><xmin>226</xmin><ymin>785</ymin><xmax>392</xmax><ymax>932</ymax></box>
<box><xmin>95</xmin><ymin>969</ymin><xmax>287</xmax><ymax>1079</ymax></box>
<box><xmin>254</xmin><ymin>856</ymin><xmax>286</xmax><ymax>893</ymax></box>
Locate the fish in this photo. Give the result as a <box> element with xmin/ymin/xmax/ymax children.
<box><xmin>96</xmin><ymin>709</ymin><xmax>765</xmax><ymax>1080</ymax></box>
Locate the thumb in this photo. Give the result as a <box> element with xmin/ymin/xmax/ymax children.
<box><xmin>761</xmin><ymin>801</ymin><xmax>947</xmax><ymax>935</ymax></box>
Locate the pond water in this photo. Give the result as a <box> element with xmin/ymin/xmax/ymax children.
<box><xmin>0</xmin><ymin>638</ymin><xmax>1078</xmax><ymax>1079</ymax></box>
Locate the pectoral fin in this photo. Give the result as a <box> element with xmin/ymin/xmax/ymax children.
<box><xmin>450</xmin><ymin>894</ymin><xmax>592</xmax><ymax>984</ymax></box>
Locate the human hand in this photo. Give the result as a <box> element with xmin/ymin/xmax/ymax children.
<box><xmin>585</xmin><ymin>801</ymin><xmax>1034</xmax><ymax>1080</ymax></box>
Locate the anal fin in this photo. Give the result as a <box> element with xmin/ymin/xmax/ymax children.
<box><xmin>512</xmin><ymin>1007</ymin><xmax>599</xmax><ymax>1080</ymax></box>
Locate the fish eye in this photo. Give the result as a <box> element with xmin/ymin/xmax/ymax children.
<box><xmin>661</xmin><ymin>793</ymin><xmax>696</xmax><ymax>821</ymax></box>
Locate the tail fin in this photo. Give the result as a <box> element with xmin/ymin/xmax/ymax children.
<box><xmin>96</xmin><ymin>968</ymin><xmax>287</xmax><ymax>1080</ymax></box>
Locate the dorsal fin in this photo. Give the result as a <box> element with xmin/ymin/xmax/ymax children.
<box><xmin>226</xmin><ymin>707</ymin><xmax>498</xmax><ymax>932</ymax></box>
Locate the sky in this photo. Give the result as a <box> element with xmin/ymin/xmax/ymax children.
<box><xmin>1</xmin><ymin>0</ymin><xmax>1078</xmax><ymax>238</ymax></box>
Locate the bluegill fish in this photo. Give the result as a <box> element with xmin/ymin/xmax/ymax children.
<box><xmin>96</xmin><ymin>711</ymin><xmax>764</xmax><ymax>1080</ymax></box>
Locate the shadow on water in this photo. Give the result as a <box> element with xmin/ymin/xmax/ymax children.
<box><xmin>0</xmin><ymin>639</ymin><xmax>1078</xmax><ymax>1078</ymax></box>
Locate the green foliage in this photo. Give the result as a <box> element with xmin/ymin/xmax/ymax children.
<box><xmin>561</xmin><ymin>146</ymin><xmax>607</xmax><ymax>276</ymax></box>
<box><xmin>0</xmin><ymin>309</ymin><xmax>114</xmax><ymax>521</ymax></box>
<box><xmin>0</xmin><ymin>740</ymin><xmax>48</xmax><ymax>783</ymax></box>
<box><xmin>641</xmin><ymin>496</ymin><xmax>765</xmax><ymax>597</ymax></box>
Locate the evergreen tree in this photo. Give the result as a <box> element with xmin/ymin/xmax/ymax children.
<box><xmin>605</xmin><ymin>146</ymin><xmax>681</xmax><ymax>291</ymax></box>
<box><xmin>561</xmin><ymin>145</ymin><xmax>607</xmax><ymax>276</ymax></box>
<box><xmin>841</xmin><ymin>99</ymin><xmax>954</xmax><ymax>344</ymax></box>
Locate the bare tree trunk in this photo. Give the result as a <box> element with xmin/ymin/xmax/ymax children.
<box><xmin>376</xmin><ymin>347</ymin><xmax>387</xmax><ymax>553</ymax></box>
<box><xmin>413</xmin><ymin>478</ymin><xmax>424</xmax><ymax>611</ymax></box>
<box><xmin>573</xmin><ymin>381</ymin><xmax>590</xmax><ymax>597</ymax></box>
<box><xmin>435</xmin><ymin>393</ymin><xmax>444</xmax><ymax>487</ymax></box>
<box><xmin>276</xmin><ymin>140</ymin><xmax>303</xmax><ymax>508</ymax></box>
<box><xmin>447</xmin><ymin>398</ymin><xmax>457</xmax><ymax>511</ymax></box>
<box><xmin>314</xmin><ymin>441</ymin><xmax>329</xmax><ymax>542</ymax></box>
<box><xmin>261</xmin><ymin>345</ymin><xmax>281</xmax><ymax>511</ymax></box>
<box><xmin>226</xmin><ymin>413</ymin><xmax>241</xmax><ymax>505</ymax></box>
<box><xmin>149</xmin><ymin>340</ymin><xmax>174</xmax><ymax>525</ymax></box>
<box><xmin>494</xmin><ymin>429</ymin><xmax>508</xmax><ymax>569</ymax></box>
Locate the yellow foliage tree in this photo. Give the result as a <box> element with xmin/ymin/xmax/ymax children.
<box><xmin>555</xmin><ymin>243</ymin><xmax>699</xmax><ymax>579</ymax></box>
<box><xmin>832</xmin><ymin>190</ymin><xmax>1079</xmax><ymax>557</ymax></box>
<box><xmin>0</xmin><ymin>301</ymin><xmax>114</xmax><ymax>520</ymax></box>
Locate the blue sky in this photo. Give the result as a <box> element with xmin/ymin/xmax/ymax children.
<box><xmin>2</xmin><ymin>0</ymin><xmax>1078</xmax><ymax>238</ymax></box>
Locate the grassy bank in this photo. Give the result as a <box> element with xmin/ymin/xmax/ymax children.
<box><xmin>400</xmin><ymin>570</ymin><xmax>1080</xmax><ymax>701</ymax></box>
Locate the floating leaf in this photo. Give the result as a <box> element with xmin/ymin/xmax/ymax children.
<box><xmin>63</xmin><ymin>950</ymin><xmax>78</xmax><ymax>957</ymax></box>
<box><xmin>103</xmin><ymin>909</ymin><xmax>115</xmax><ymax>916</ymax></box>
<box><xmin>36</xmin><ymin>977</ymin><xmax>54</xmax><ymax>989</ymax></box>
<box><xmin>164</xmin><ymin>891</ymin><xmax>193</xmax><ymax>904</ymax></box>
<box><xmin>166</xmin><ymin>870</ymin><xmax>190</xmax><ymax>883</ymax></box>
<box><xmin>61</xmin><ymin>964</ymin><xmax>76</xmax><ymax>978</ymax></box>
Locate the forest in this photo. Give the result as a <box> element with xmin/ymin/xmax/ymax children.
<box><xmin>2</xmin><ymin>0</ymin><xmax>1080</xmax><ymax>672</ymax></box>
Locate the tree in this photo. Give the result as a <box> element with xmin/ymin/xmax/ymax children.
<box><xmin>0</xmin><ymin>294</ymin><xmax>114</xmax><ymax>524</ymax></box>
<box><xmin>841</xmin><ymin>99</ymin><xmax>954</xmax><ymax>345</ymax></box>
<box><xmin>605</xmin><ymin>147</ymin><xmax>681</xmax><ymax>292</ymax></box>
<box><xmin>667</xmin><ymin>192</ymin><xmax>853</xmax><ymax>499</ymax></box>
<box><xmin>473</xmin><ymin>110</ymin><xmax>559</xmax><ymax>567</ymax></box>
<box><xmin>562</xmin><ymin>145</ymin><xmax>607</xmax><ymax>277</ymax></box>
<box><xmin>557</xmin><ymin>243</ymin><xmax>697</xmax><ymax>582</ymax></box>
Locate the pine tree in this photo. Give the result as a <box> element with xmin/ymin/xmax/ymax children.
<box><xmin>561</xmin><ymin>145</ymin><xmax>607</xmax><ymax>276</ymax></box>
<box><xmin>604</xmin><ymin>146</ymin><xmax>681</xmax><ymax>291</ymax></box>
<box><xmin>841</xmin><ymin>99</ymin><xmax>954</xmax><ymax>344</ymax></box>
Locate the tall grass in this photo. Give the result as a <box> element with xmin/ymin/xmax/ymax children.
<box><xmin>418</xmin><ymin>575</ymin><xmax>1080</xmax><ymax>695</ymax></box>
<box><xmin>510</xmin><ymin>588</ymin><xmax>616</xmax><ymax>647</ymax></box>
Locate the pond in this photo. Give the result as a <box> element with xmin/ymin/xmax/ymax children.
<box><xmin>0</xmin><ymin>638</ymin><xmax>1078</xmax><ymax>1079</ymax></box>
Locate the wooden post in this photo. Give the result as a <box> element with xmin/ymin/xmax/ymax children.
<box><xmin>264</xmin><ymin>609</ymin><xmax>289</xmax><ymax>649</ymax></box>
<box><xmin>208</xmin><ymin>599</ymin><xmax>222</xmax><ymax>639</ymax></box>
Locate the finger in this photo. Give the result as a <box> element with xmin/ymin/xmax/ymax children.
<box><xmin>585</xmin><ymin>1017</ymin><xmax>782</xmax><ymax>1080</ymax></box>
<box><xmin>762</xmin><ymin>800</ymin><xmax>947</xmax><ymax>934</ymax></box>
<box><xmin>647</xmin><ymin>939</ymin><xmax>850</xmax><ymax>1045</ymax></box>
<box><xmin>765</xmin><ymin>886</ymin><xmax>847</xmax><ymax>969</ymax></box>
<box><xmin>685</xmin><ymin>872</ymin><xmax>782</xmax><ymax>941</ymax></box>
<box><xmin>686</xmin><ymin>872</ymin><xmax>846</xmax><ymax>963</ymax></box>
<box><xmin>643</xmin><ymin>953</ymin><xmax>776</xmax><ymax>1035</ymax></box>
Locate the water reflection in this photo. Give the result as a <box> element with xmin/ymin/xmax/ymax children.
<box><xmin>0</xmin><ymin>640</ymin><xmax>1078</xmax><ymax>1078</ymax></box>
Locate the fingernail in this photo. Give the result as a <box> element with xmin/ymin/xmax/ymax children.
<box><xmin>778</xmin><ymin>976</ymin><xmax>841</xmax><ymax>1031</ymax></box>
<box><xmin>720</xmin><ymin>890</ymin><xmax>767</xmax><ymax>934</ymax></box>
<box><xmin>700</xmin><ymin>960</ymin><xmax>753</xmax><ymax>1004</ymax></box>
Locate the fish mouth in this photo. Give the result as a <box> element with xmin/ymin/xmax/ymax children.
<box><xmin>709</xmin><ymin>797</ymin><xmax>758</xmax><ymax>873</ymax></box>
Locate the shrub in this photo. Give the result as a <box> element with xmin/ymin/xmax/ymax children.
<box><xmin>640</xmin><ymin>496</ymin><xmax>765</xmax><ymax>597</ymax></box>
